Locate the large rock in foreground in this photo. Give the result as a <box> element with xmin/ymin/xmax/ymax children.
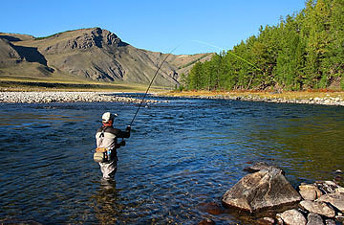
<box><xmin>222</xmin><ymin>166</ymin><xmax>301</xmax><ymax>212</ymax></box>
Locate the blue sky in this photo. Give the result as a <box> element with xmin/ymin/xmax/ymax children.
<box><xmin>1</xmin><ymin>0</ymin><xmax>305</xmax><ymax>55</ymax></box>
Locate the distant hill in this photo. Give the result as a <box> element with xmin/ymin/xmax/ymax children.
<box><xmin>0</xmin><ymin>28</ymin><xmax>212</xmax><ymax>86</ymax></box>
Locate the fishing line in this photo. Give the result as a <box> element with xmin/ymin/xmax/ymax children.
<box><xmin>192</xmin><ymin>40</ymin><xmax>262</xmax><ymax>72</ymax></box>
<box><xmin>129</xmin><ymin>47</ymin><xmax>178</xmax><ymax>127</ymax></box>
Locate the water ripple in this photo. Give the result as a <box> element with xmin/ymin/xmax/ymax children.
<box><xmin>1</xmin><ymin>99</ymin><xmax>343</xmax><ymax>224</ymax></box>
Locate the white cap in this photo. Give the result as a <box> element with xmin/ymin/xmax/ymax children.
<box><xmin>102</xmin><ymin>112</ymin><xmax>118</xmax><ymax>122</ymax></box>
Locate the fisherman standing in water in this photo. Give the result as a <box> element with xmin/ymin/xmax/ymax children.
<box><xmin>94</xmin><ymin>112</ymin><xmax>131</xmax><ymax>180</ymax></box>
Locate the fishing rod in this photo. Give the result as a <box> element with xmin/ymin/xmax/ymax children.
<box><xmin>129</xmin><ymin>48</ymin><xmax>176</xmax><ymax>127</ymax></box>
<box><xmin>192</xmin><ymin>40</ymin><xmax>262</xmax><ymax>72</ymax></box>
<box><xmin>90</xmin><ymin>50</ymin><xmax>173</xmax><ymax>153</ymax></box>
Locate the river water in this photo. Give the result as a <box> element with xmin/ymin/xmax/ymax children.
<box><xmin>1</xmin><ymin>95</ymin><xmax>343</xmax><ymax>224</ymax></box>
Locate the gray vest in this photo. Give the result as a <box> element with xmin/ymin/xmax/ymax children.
<box><xmin>95</xmin><ymin>129</ymin><xmax>117</xmax><ymax>151</ymax></box>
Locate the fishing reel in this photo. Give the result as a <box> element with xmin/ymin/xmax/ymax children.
<box><xmin>119</xmin><ymin>139</ymin><xmax>126</xmax><ymax>147</ymax></box>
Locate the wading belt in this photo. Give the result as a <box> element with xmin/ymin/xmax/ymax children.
<box><xmin>96</xmin><ymin>147</ymin><xmax>108</xmax><ymax>152</ymax></box>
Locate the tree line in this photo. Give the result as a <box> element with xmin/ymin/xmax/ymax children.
<box><xmin>182</xmin><ymin>0</ymin><xmax>344</xmax><ymax>91</ymax></box>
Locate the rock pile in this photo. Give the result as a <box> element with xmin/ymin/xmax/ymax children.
<box><xmin>221</xmin><ymin>163</ymin><xmax>344</xmax><ymax>225</ymax></box>
<box><xmin>274</xmin><ymin>180</ymin><xmax>344</xmax><ymax>225</ymax></box>
<box><xmin>0</xmin><ymin>91</ymin><xmax>162</xmax><ymax>104</ymax></box>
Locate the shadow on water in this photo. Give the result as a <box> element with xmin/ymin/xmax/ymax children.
<box><xmin>0</xmin><ymin>99</ymin><xmax>343</xmax><ymax>224</ymax></box>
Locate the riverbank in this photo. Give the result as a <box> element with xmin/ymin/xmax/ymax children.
<box><xmin>0</xmin><ymin>91</ymin><xmax>161</xmax><ymax>104</ymax></box>
<box><xmin>161</xmin><ymin>90</ymin><xmax>344</xmax><ymax>106</ymax></box>
<box><xmin>1</xmin><ymin>90</ymin><xmax>344</xmax><ymax>106</ymax></box>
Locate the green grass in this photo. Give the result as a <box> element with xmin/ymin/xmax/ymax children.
<box><xmin>0</xmin><ymin>77</ymin><xmax>165</xmax><ymax>93</ymax></box>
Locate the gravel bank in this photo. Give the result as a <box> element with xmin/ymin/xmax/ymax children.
<box><xmin>162</xmin><ymin>92</ymin><xmax>344</xmax><ymax>106</ymax></box>
<box><xmin>2</xmin><ymin>91</ymin><xmax>343</xmax><ymax>106</ymax></box>
<box><xmin>204</xmin><ymin>94</ymin><xmax>344</xmax><ymax>106</ymax></box>
<box><xmin>0</xmin><ymin>92</ymin><xmax>159</xmax><ymax>104</ymax></box>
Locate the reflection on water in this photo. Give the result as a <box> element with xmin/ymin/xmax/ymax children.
<box><xmin>0</xmin><ymin>99</ymin><xmax>343</xmax><ymax>224</ymax></box>
<box><xmin>91</xmin><ymin>180</ymin><xmax>120</xmax><ymax>224</ymax></box>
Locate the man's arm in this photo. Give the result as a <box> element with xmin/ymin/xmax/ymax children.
<box><xmin>115</xmin><ymin>125</ymin><xmax>131</xmax><ymax>138</ymax></box>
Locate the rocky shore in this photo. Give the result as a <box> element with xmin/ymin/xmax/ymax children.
<box><xmin>0</xmin><ymin>91</ymin><xmax>161</xmax><ymax>104</ymax></box>
<box><xmin>204</xmin><ymin>163</ymin><xmax>343</xmax><ymax>225</ymax></box>
<box><xmin>200</xmin><ymin>163</ymin><xmax>344</xmax><ymax>225</ymax></box>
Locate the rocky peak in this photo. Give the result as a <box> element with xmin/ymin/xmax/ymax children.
<box><xmin>73</xmin><ymin>28</ymin><xmax>127</xmax><ymax>49</ymax></box>
<box><xmin>43</xmin><ymin>28</ymin><xmax>128</xmax><ymax>54</ymax></box>
<box><xmin>91</xmin><ymin>28</ymin><xmax>127</xmax><ymax>47</ymax></box>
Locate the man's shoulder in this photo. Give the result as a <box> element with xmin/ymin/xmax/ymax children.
<box><xmin>96</xmin><ymin>126</ymin><xmax>122</xmax><ymax>135</ymax></box>
<box><xmin>106</xmin><ymin>127</ymin><xmax>121</xmax><ymax>134</ymax></box>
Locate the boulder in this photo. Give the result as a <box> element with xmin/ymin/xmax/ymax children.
<box><xmin>317</xmin><ymin>192</ymin><xmax>344</xmax><ymax>213</ymax></box>
<box><xmin>222</xmin><ymin>167</ymin><xmax>301</xmax><ymax>212</ymax></box>
<box><xmin>307</xmin><ymin>213</ymin><xmax>323</xmax><ymax>225</ymax></box>
<box><xmin>277</xmin><ymin>209</ymin><xmax>306</xmax><ymax>225</ymax></box>
<box><xmin>299</xmin><ymin>200</ymin><xmax>335</xmax><ymax>218</ymax></box>
<box><xmin>299</xmin><ymin>184</ymin><xmax>323</xmax><ymax>200</ymax></box>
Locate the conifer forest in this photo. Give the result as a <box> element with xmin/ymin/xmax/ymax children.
<box><xmin>183</xmin><ymin>0</ymin><xmax>344</xmax><ymax>91</ymax></box>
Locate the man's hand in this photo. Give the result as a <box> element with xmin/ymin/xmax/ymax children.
<box><xmin>120</xmin><ymin>140</ymin><xmax>126</xmax><ymax>146</ymax></box>
<box><xmin>126</xmin><ymin>125</ymin><xmax>131</xmax><ymax>132</ymax></box>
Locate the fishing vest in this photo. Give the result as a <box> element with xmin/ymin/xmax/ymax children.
<box><xmin>94</xmin><ymin>127</ymin><xmax>117</xmax><ymax>163</ymax></box>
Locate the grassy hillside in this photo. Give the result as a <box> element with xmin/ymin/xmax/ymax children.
<box><xmin>0</xmin><ymin>28</ymin><xmax>212</xmax><ymax>89</ymax></box>
<box><xmin>0</xmin><ymin>76</ymin><xmax>164</xmax><ymax>92</ymax></box>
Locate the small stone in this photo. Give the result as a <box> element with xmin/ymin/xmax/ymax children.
<box><xmin>276</xmin><ymin>216</ymin><xmax>284</xmax><ymax>225</ymax></box>
<box><xmin>335</xmin><ymin>169</ymin><xmax>343</xmax><ymax>174</ymax></box>
<box><xmin>335</xmin><ymin>215</ymin><xmax>344</xmax><ymax>223</ymax></box>
<box><xmin>256</xmin><ymin>217</ymin><xmax>275</xmax><ymax>225</ymax></box>
<box><xmin>335</xmin><ymin>187</ymin><xmax>344</xmax><ymax>194</ymax></box>
<box><xmin>317</xmin><ymin>192</ymin><xmax>344</xmax><ymax>213</ymax></box>
<box><xmin>299</xmin><ymin>184</ymin><xmax>322</xmax><ymax>200</ymax></box>
<box><xmin>325</xmin><ymin>219</ymin><xmax>335</xmax><ymax>225</ymax></box>
<box><xmin>300</xmin><ymin>200</ymin><xmax>335</xmax><ymax>218</ymax></box>
<box><xmin>307</xmin><ymin>213</ymin><xmax>323</xmax><ymax>225</ymax></box>
<box><xmin>243</xmin><ymin>162</ymin><xmax>270</xmax><ymax>173</ymax></box>
<box><xmin>198</xmin><ymin>202</ymin><xmax>224</xmax><ymax>215</ymax></box>
<box><xmin>279</xmin><ymin>209</ymin><xmax>306</xmax><ymax>225</ymax></box>
<box><xmin>325</xmin><ymin>181</ymin><xmax>337</xmax><ymax>186</ymax></box>
<box><xmin>316</xmin><ymin>181</ymin><xmax>339</xmax><ymax>194</ymax></box>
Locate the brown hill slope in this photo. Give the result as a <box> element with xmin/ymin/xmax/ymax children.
<box><xmin>0</xmin><ymin>28</ymin><xmax>212</xmax><ymax>86</ymax></box>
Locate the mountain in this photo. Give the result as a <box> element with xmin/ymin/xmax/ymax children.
<box><xmin>0</xmin><ymin>28</ymin><xmax>212</xmax><ymax>86</ymax></box>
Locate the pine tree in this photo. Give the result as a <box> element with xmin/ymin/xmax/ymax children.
<box><xmin>185</xmin><ymin>0</ymin><xmax>344</xmax><ymax>91</ymax></box>
<box><xmin>303</xmin><ymin>0</ymin><xmax>332</xmax><ymax>88</ymax></box>
<box><xmin>326</xmin><ymin>0</ymin><xmax>344</xmax><ymax>88</ymax></box>
<box><xmin>187</xmin><ymin>62</ymin><xmax>204</xmax><ymax>90</ymax></box>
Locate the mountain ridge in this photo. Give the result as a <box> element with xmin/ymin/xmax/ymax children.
<box><xmin>0</xmin><ymin>28</ymin><xmax>212</xmax><ymax>86</ymax></box>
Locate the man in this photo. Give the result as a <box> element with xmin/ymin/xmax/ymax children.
<box><xmin>95</xmin><ymin>112</ymin><xmax>131</xmax><ymax>180</ymax></box>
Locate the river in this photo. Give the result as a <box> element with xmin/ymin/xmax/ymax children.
<box><xmin>1</xmin><ymin>95</ymin><xmax>343</xmax><ymax>224</ymax></box>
